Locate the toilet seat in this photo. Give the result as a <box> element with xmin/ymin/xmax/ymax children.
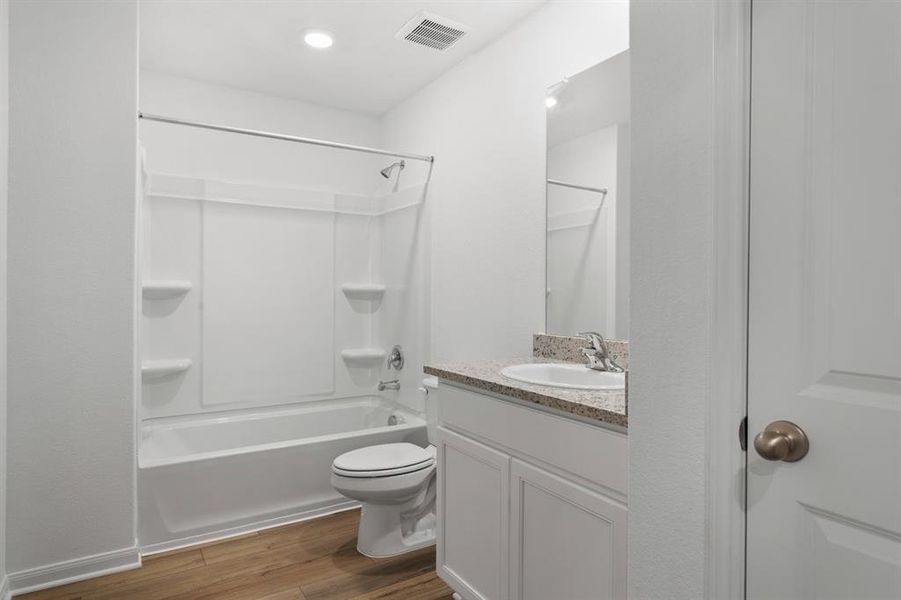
<box><xmin>332</xmin><ymin>443</ymin><xmax>435</xmax><ymax>478</ymax></box>
<box><xmin>332</xmin><ymin>461</ymin><xmax>434</xmax><ymax>478</ymax></box>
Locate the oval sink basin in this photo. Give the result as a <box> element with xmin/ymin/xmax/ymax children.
<box><xmin>500</xmin><ymin>363</ymin><xmax>625</xmax><ymax>391</ymax></box>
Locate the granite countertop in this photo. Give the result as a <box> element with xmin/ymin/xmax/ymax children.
<box><xmin>424</xmin><ymin>357</ymin><xmax>627</xmax><ymax>428</ymax></box>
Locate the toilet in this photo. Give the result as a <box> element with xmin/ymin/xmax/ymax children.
<box><xmin>331</xmin><ymin>377</ymin><xmax>440</xmax><ymax>558</ymax></box>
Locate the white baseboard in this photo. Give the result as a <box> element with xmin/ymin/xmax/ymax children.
<box><xmin>140</xmin><ymin>500</ymin><xmax>360</xmax><ymax>556</ymax></box>
<box><xmin>8</xmin><ymin>546</ymin><xmax>141</xmax><ymax>597</ymax></box>
<box><xmin>5</xmin><ymin>503</ymin><xmax>361</xmax><ymax>596</ymax></box>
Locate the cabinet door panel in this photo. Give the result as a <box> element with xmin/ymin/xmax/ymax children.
<box><xmin>510</xmin><ymin>459</ymin><xmax>627</xmax><ymax>600</ymax></box>
<box><xmin>437</xmin><ymin>426</ymin><xmax>511</xmax><ymax>600</ymax></box>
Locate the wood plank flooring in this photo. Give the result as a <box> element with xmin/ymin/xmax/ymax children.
<box><xmin>18</xmin><ymin>509</ymin><xmax>454</xmax><ymax>600</ymax></box>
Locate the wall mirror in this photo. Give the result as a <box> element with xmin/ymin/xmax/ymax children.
<box><xmin>545</xmin><ymin>50</ymin><xmax>630</xmax><ymax>340</ymax></box>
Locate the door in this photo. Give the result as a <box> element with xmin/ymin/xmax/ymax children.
<box><xmin>436</xmin><ymin>426</ymin><xmax>510</xmax><ymax>600</ymax></box>
<box><xmin>509</xmin><ymin>459</ymin><xmax>627</xmax><ymax>600</ymax></box>
<box><xmin>748</xmin><ymin>1</ymin><xmax>901</xmax><ymax>598</ymax></box>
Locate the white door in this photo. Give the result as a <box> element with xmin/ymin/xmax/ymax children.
<box><xmin>748</xmin><ymin>1</ymin><xmax>901</xmax><ymax>598</ymax></box>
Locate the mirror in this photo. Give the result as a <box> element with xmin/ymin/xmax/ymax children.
<box><xmin>545</xmin><ymin>50</ymin><xmax>630</xmax><ymax>339</ymax></box>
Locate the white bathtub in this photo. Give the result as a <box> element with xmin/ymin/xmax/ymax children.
<box><xmin>138</xmin><ymin>396</ymin><xmax>427</xmax><ymax>553</ymax></box>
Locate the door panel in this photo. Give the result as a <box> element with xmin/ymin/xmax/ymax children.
<box><xmin>749</xmin><ymin>1</ymin><xmax>901</xmax><ymax>598</ymax></box>
<box><xmin>798</xmin><ymin>504</ymin><xmax>901</xmax><ymax>600</ymax></box>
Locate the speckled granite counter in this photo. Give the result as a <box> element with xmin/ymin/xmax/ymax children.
<box><xmin>424</xmin><ymin>357</ymin><xmax>627</xmax><ymax>428</ymax></box>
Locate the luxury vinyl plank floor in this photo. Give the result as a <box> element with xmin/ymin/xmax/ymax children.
<box><xmin>17</xmin><ymin>509</ymin><xmax>453</xmax><ymax>600</ymax></box>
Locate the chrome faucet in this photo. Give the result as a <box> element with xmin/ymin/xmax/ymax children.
<box><xmin>578</xmin><ymin>332</ymin><xmax>624</xmax><ymax>373</ymax></box>
<box><xmin>386</xmin><ymin>345</ymin><xmax>404</xmax><ymax>371</ymax></box>
<box><xmin>378</xmin><ymin>379</ymin><xmax>400</xmax><ymax>391</ymax></box>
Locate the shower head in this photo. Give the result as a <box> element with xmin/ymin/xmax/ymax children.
<box><xmin>380</xmin><ymin>160</ymin><xmax>406</xmax><ymax>179</ymax></box>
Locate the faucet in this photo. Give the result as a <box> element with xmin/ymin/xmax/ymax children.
<box><xmin>386</xmin><ymin>345</ymin><xmax>404</xmax><ymax>371</ymax></box>
<box><xmin>578</xmin><ymin>332</ymin><xmax>624</xmax><ymax>373</ymax></box>
<box><xmin>378</xmin><ymin>379</ymin><xmax>400</xmax><ymax>391</ymax></box>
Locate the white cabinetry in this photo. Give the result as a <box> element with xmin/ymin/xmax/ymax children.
<box><xmin>437</xmin><ymin>427</ymin><xmax>510</xmax><ymax>600</ymax></box>
<box><xmin>510</xmin><ymin>460</ymin><xmax>627</xmax><ymax>600</ymax></box>
<box><xmin>435</xmin><ymin>383</ymin><xmax>628</xmax><ymax>600</ymax></box>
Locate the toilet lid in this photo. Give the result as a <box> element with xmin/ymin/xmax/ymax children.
<box><xmin>332</xmin><ymin>443</ymin><xmax>434</xmax><ymax>476</ymax></box>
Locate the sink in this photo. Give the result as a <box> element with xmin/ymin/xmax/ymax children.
<box><xmin>500</xmin><ymin>363</ymin><xmax>625</xmax><ymax>391</ymax></box>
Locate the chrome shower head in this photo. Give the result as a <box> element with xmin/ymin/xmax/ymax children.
<box><xmin>380</xmin><ymin>160</ymin><xmax>406</xmax><ymax>179</ymax></box>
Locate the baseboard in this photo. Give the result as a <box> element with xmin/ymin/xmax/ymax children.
<box><xmin>140</xmin><ymin>499</ymin><xmax>360</xmax><ymax>556</ymax></box>
<box><xmin>8</xmin><ymin>546</ymin><xmax>141</xmax><ymax>597</ymax></box>
<box><xmin>5</xmin><ymin>503</ymin><xmax>362</xmax><ymax>595</ymax></box>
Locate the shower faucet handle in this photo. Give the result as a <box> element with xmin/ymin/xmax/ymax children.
<box><xmin>387</xmin><ymin>345</ymin><xmax>404</xmax><ymax>370</ymax></box>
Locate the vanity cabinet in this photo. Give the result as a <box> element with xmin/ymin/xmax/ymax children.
<box><xmin>435</xmin><ymin>383</ymin><xmax>628</xmax><ymax>600</ymax></box>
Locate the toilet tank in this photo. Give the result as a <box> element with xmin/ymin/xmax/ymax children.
<box><xmin>422</xmin><ymin>376</ymin><xmax>439</xmax><ymax>444</ymax></box>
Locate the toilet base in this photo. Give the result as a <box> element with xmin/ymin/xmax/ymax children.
<box><xmin>356</xmin><ymin>501</ymin><xmax>436</xmax><ymax>558</ymax></box>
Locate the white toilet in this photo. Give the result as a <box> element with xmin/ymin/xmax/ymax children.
<box><xmin>331</xmin><ymin>377</ymin><xmax>439</xmax><ymax>557</ymax></box>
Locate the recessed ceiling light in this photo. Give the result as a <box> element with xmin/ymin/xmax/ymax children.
<box><xmin>545</xmin><ymin>96</ymin><xmax>558</xmax><ymax>109</ymax></box>
<box><xmin>304</xmin><ymin>30</ymin><xmax>334</xmax><ymax>49</ymax></box>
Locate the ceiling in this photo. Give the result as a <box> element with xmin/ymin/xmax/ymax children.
<box><xmin>547</xmin><ymin>49</ymin><xmax>630</xmax><ymax>147</ymax></box>
<box><xmin>140</xmin><ymin>0</ymin><xmax>545</xmax><ymax>116</ymax></box>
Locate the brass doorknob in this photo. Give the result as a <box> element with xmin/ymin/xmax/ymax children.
<box><xmin>754</xmin><ymin>420</ymin><xmax>809</xmax><ymax>462</ymax></box>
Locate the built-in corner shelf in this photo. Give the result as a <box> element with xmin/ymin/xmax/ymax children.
<box><xmin>340</xmin><ymin>348</ymin><xmax>386</xmax><ymax>367</ymax></box>
<box><xmin>341</xmin><ymin>283</ymin><xmax>386</xmax><ymax>301</ymax></box>
<box><xmin>142</xmin><ymin>280</ymin><xmax>193</xmax><ymax>299</ymax></box>
<box><xmin>142</xmin><ymin>358</ymin><xmax>193</xmax><ymax>380</ymax></box>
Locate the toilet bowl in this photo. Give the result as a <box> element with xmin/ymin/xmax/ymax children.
<box><xmin>331</xmin><ymin>442</ymin><xmax>437</xmax><ymax>557</ymax></box>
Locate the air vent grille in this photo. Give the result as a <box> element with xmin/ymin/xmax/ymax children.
<box><xmin>396</xmin><ymin>12</ymin><xmax>470</xmax><ymax>51</ymax></box>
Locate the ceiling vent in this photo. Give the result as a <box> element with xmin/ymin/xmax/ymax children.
<box><xmin>395</xmin><ymin>11</ymin><xmax>470</xmax><ymax>51</ymax></box>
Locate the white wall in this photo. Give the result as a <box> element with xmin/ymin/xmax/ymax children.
<box><xmin>380</xmin><ymin>0</ymin><xmax>630</xmax><ymax>362</ymax></box>
<box><xmin>629</xmin><ymin>1</ymin><xmax>717</xmax><ymax>597</ymax></box>
<box><xmin>7</xmin><ymin>0</ymin><xmax>139</xmax><ymax>578</ymax></box>
<box><xmin>0</xmin><ymin>0</ymin><xmax>8</xmax><ymax>593</ymax></box>
<box><xmin>546</xmin><ymin>125</ymin><xmax>618</xmax><ymax>337</ymax></box>
<box><xmin>140</xmin><ymin>70</ymin><xmax>385</xmax><ymax>194</ymax></box>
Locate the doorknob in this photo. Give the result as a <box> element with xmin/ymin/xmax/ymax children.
<box><xmin>754</xmin><ymin>420</ymin><xmax>809</xmax><ymax>462</ymax></box>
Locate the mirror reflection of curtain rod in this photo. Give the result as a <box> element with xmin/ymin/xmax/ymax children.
<box><xmin>547</xmin><ymin>179</ymin><xmax>608</xmax><ymax>195</ymax></box>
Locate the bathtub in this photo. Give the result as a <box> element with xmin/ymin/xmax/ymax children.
<box><xmin>138</xmin><ymin>396</ymin><xmax>427</xmax><ymax>553</ymax></box>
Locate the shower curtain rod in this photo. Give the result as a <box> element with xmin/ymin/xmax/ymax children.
<box><xmin>547</xmin><ymin>179</ymin><xmax>608</xmax><ymax>194</ymax></box>
<box><xmin>138</xmin><ymin>112</ymin><xmax>436</xmax><ymax>163</ymax></box>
